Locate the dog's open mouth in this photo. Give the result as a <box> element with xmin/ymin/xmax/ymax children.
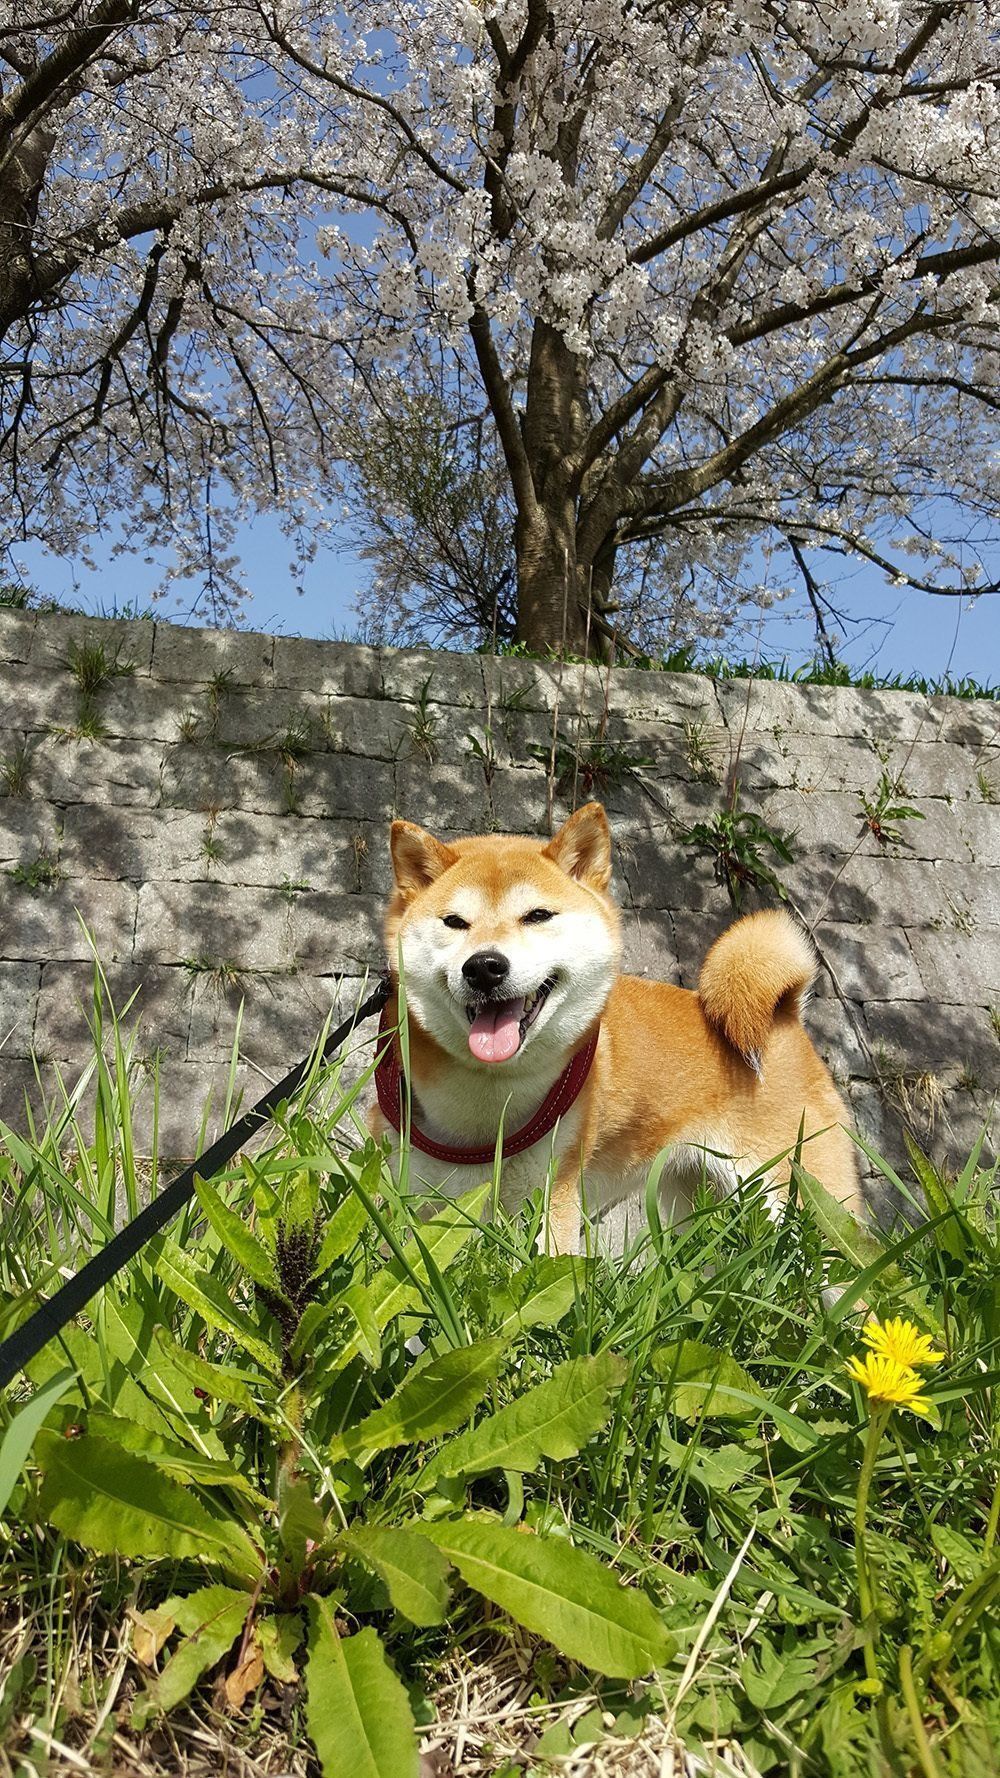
<box><xmin>465</xmin><ymin>975</ymin><xmax>557</xmax><ymax>1064</ymax></box>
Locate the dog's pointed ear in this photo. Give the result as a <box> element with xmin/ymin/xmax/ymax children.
<box><xmin>390</xmin><ymin>821</ymin><xmax>458</xmax><ymax>896</ymax></box>
<box><xmin>543</xmin><ymin>802</ymin><xmax>612</xmax><ymax>891</ymax></box>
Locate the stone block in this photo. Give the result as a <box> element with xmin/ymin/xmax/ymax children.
<box><xmin>863</xmin><ymin>999</ymin><xmax>999</xmax><ymax>1088</ymax></box>
<box><xmin>803</xmin><ymin>995</ymin><xmax>872</xmax><ymax>1085</ymax></box>
<box><xmin>714</xmin><ymin>677</ymin><xmax>934</xmax><ymax>742</ymax></box>
<box><xmin>956</xmin><ymin>801</ymin><xmax>1000</xmax><ymax>867</ymax></box>
<box><xmin>134</xmin><ymin>881</ymin><xmax>297</xmax><ymax>971</ymax></box>
<box><xmin>905</xmin><ymin>927</ymin><xmax>1000</xmax><ymax>1003</ymax></box>
<box><xmin>151</xmin><ymin>621</ymin><xmax>273</xmax><ymax>686</ymax></box>
<box><xmin>30</xmin><ymin>736</ymin><xmax>164</xmax><ymax>808</ymax></box>
<box><xmin>294</xmin><ymin>753</ymin><xmax>395</xmax><ymax>822</ymax></box>
<box><xmin>760</xmin><ymin>788</ymin><xmax>866</xmax><ymax>858</ymax></box>
<box><xmin>94</xmin><ymin>678</ymin><xmax>197</xmax><ymax>743</ymax></box>
<box><xmin>0</xmin><ymin>663</ymin><xmax>71</xmax><ymax>735</ymax></box>
<box><xmin>380</xmin><ymin>647</ymin><xmax>487</xmax><ymax>710</ymax></box>
<box><xmin>737</xmin><ymin>733</ymin><xmax>875</xmax><ymax>796</ymax></box>
<box><xmin>619</xmin><ymin>907</ymin><xmax>679</xmax><ymax>982</ymax></box>
<box><xmin>890</xmin><ymin>740</ymin><xmax>990</xmax><ymax>804</ymax></box>
<box><xmin>667</xmin><ymin>905</ymin><xmax>742</xmax><ymax>985</ymax></box>
<box><xmin>928</xmin><ymin>696</ymin><xmax>1000</xmax><ymax>749</ymax></box>
<box><xmin>60</xmin><ymin>805</ymin><xmax>206</xmax><ymax>881</ymax></box>
<box><xmin>808</xmin><ymin>856</ymin><xmax>953</xmax><ymax>930</ymax></box>
<box><xmin>206</xmin><ymin>686</ymin><xmax>328</xmax><ymax>751</ymax></box>
<box><xmin>28</xmin><ymin>613</ymin><xmax>155</xmax><ymax>676</ymax></box>
<box><xmin>135</xmin><ymin>1058</ymin><xmax>259</xmax><ymax>1159</ymax></box>
<box><xmin>394</xmin><ymin>760</ymin><xmax>492</xmax><ymax>833</ymax></box>
<box><xmin>0</xmin><ymin>1058</ymin><xmax>50</xmax><ymax>1130</ymax></box>
<box><xmin>603</xmin><ymin>670</ymin><xmax>718</xmax><ymax>725</ymax></box>
<box><xmin>160</xmin><ymin>745</ymin><xmax>287</xmax><ymax>815</ymax></box>
<box><xmin>34</xmin><ymin>960</ymin><xmax>193</xmax><ymax>1057</ymax></box>
<box><xmin>0</xmin><ymin>961</ymin><xmax>41</xmax><ymax>1056</ymax></box>
<box><xmin>322</xmin><ymin>696</ymin><xmax>412</xmax><ymax>760</ymax></box>
<box><xmin>208</xmin><ymin>813</ymin><xmax>392</xmax><ymax>898</ymax></box>
<box><xmin>0</xmin><ymin>802</ymin><xmax>63</xmax><ymax>871</ymax></box>
<box><xmin>480</xmin><ymin>655</ymin><xmax>609</xmax><ymax>719</ymax></box>
<box><xmin>489</xmin><ymin>765</ymin><xmax>555</xmax><ymax>831</ymax></box>
<box><xmin>0</xmin><ymin>878</ymin><xmax>136</xmax><ymax>962</ymax></box>
<box><xmin>613</xmin><ymin>718</ymin><xmax>722</xmax><ymax>782</ymax></box>
<box><xmin>272</xmin><ymin>635</ymin><xmax>382</xmax><ymax>699</ymax></box>
<box><xmin>615</xmin><ymin>829</ymin><xmax>724</xmax><ymax>916</ymax></box>
<box><xmin>287</xmin><ymin>892</ymin><xmax>383</xmax><ymax>975</ymax></box>
<box><xmin>812</xmin><ymin>921</ymin><xmax>926</xmax><ymax>1002</ymax></box>
<box><xmin>845</xmin><ymin>1083</ymin><xmax>909</xmax><ymax>1182</ymax></box>
<box><xmin>0</xmin><ymin>608</ymin><xmax>36</xmax><ymax>663</ymax></box>
<box><xmin>186</xmin><ymin>967</ymin><xmax>365</xmax><ymax>1062</ymax></box>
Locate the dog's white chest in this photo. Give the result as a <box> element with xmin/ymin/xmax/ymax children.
<box><xmin>381</xmin><ymin>1104</ymin><xmax>586</xmax><ymax>1214</ymax></box>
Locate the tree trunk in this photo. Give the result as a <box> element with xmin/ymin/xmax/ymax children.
<box><xmin>514</xmin><ymin>507</ymin><xmax>593</xmax><ymax>656</ymax></box>
<box><xmin>513</xmin><ymin>320</ymin><xmax>595</xmax><ymax>655</ymax></box>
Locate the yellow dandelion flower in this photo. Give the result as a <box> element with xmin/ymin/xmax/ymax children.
<box><xmin>861</xmin><ymin>1317</ymin><xmax>944</xmax><ymax>1370</ymax></box>
<box><xmin>846</xmin><ymin>1352</ymin><xmax>932</xmax><ymax>1417</ymax></box>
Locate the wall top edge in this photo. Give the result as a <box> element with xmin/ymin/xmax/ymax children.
<box><xmin>1</xmin><ymin>605</ymin><xmax>995</xmax><ymax>719</ymax></box>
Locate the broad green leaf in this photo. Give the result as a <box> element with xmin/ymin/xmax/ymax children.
<box><xmin>306</xmin><ymin>1600</ymin><xmax>418</xmax><ymax>1778</ymax></box>
<box><xmin>931</xmin><ymin>1524</ymin><xmax>984</xmax><ymax>1583</ymax></box>
<box><xmin>194</xmin><ymin>1174</ymin><xmax>279</xmax><ymax>1290</ymax></box>
<box><xmin>313</xmin><ymin>1193</ymin><xmax>369</xmax><ymax>1277</ymax></box>
<box><xmin>741</xmin><ymin>1639</ymin><xmax>817</xmax><ymax>1712</ymax></box>
<box><xmin>150</xmin><ymin>1235</ymin><xmax>280</xmax><ymax>1376</ymax></box>
<box><xmin>285</xmin><ymin>1166</ymin><xmax>319</xmax><ymax>1232</ymax></box>
<box><xmin>335</xmin><ymin>1281</ymin><xmax>383</xmax><ymax>1370</ymax></box>
<box><xmin>660</xmin><ymin>1433</ymin><xmax>762</xmax><ymax>1495</ymax></box>
<box><xmin>341</xmin><ymin>1526</ymin><xmax>451</xmax><ymax>1627</ymax></box>
<box><xmin>420</xmin><ymin>1351</ymin><xmax>625</xmax><ymax>1486</ymax></box>
<box><xmin>417</xmin><ymin>1517</ymin><xmax>673</xmax><ymax>1679</ymax></box>
<box><xmin>132</xmin><ymin>1585</ymin><xmax>253</xmax><ymax>1725</ymax></box>
<box><xmin>258</xmin><ymin>1612</ymin><xmax>303</xmax><ymax>1683</ymax></box>
<box><xmin>152</xmin><ymin>1327</ymin><xmax>272</xmax><ymax>1418</ymax></box>
<box><xmin>35</xmin><ymin>1431</ymin><xmax>262</xmax><ymax>1580</ymax></box>
<box><xmin>329</xmin><ymin>1337</ymin><xmax>507</xmax><ymax>1464</ymax></box>
<box><xmin>278</xmin><ymin>1471</ymin><xmax>326</xmax><ymax>1573</ymax></box>
<box><xmin>84</xmin><ymin>1412</ymin><xmax>270</xmax><ymax>1507</ymax></box>
<box><xmin>492</xmin><ymin>1256</ymin><xmax>590</xmax><ymax>1339</ymax></box>
<box><xmin>794</xmin><ymin>1165</ymin><xmax>907</xmax><ymax>1290</ymax></box>
<box><xmin>28</xmin><ymin>1320</ymin><xmax>173</xmax><ymax>1437</ymax></box>
<box><xmin>0</xmin><ymin>1367</ymin><xmax>75</xmax><ymax>1518</ymax></box>
<box><xmin>99</xmin><ymin>1293</ymin><xmax>199</xmax><ymax>1410</ymax></box>
<box><xmin>652</xmin><ymin>1341</ymin><xmax>765</xmax><ymax>1421</ymax></box>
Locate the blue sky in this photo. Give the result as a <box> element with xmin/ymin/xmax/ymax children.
<box><xmin>15</xmin><ymin>509</ymin><xmax>999</xmax><ymax>684</ymax></box>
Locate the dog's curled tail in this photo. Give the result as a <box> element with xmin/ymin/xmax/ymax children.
<box><xmin>698</xmin><ymin>908</ymin><xmax>817</xmax><ymax>1073</ymax></box>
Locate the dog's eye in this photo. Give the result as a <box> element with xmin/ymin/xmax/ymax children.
<box><xmin>442</xmin><ymin>913</ymin><xmax>470</xmax><ymax>931</ymax></box>
<box><xmin>522</xmin><ymin>908</ymin><xmax>555</xmax><ymax>925</ymax></box>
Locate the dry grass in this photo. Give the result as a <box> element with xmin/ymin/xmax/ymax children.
<box><xmin>421</xmin><ymin>1642</ymin><xmax>762</xmax><ymax>1777</ymax></box>
<box><xmin>1</xmin><ymin>1601</ymin><xmax>757</xmax><ymax>1778</ymax></box>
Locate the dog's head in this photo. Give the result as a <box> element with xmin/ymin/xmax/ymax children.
<box><xmin>385</xmin><ymin>802</ymin><xmax>621</xmax><ymax>1070</ymax></box>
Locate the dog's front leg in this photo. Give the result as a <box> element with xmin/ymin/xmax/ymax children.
<box><xmin>546</xmin><ymin>1167</ymin><xmax>582</xmax><ymax>1256</ymax></box>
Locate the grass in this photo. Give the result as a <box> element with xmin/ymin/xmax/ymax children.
<box><xmin>6</xmin><ymin>852</ymin><xmax>64</xmax><ymax>892</ymax></box>
<box><xmin>487</xmin><ymin>639</ymin><xmax>1000</xmax><ymax>701</ymax></box>
<box><xmin>1</xmin><ymin>971</ymin><xmax>999</xmax><ymax>1778</ymax></box>
<box><xmin>0</xmin><ymin>740</ymin><xmax>30</xmax><ymax>797</ymax></box>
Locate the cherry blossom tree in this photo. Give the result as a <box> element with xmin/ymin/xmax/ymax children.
<box><xmin>2</xmin><ymin>2</ymin><xmax>999</xmax><ymax>650</ymax></box>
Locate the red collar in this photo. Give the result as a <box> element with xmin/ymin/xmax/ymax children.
<box><xmin>374</xmin><ymin>1007</ymin><xmax>599</xmax><ymax>1165</ymax></box>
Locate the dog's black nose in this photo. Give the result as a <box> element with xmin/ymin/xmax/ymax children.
<box><xmin>462</xmin><ymin>949</ymin><xmax>510</xmax><ymax>994</ymax></box>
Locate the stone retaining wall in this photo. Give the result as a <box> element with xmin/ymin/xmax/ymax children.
<box><xmin>1</xmin><ymin>608</ymin><xmax>998</xmax><ymax>1206</ymax></box>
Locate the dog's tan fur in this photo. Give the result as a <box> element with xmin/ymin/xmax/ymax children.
<box><xmin>373</xmin><ymin>802</ymin><xmax>859</xmax><ymax>1250</ymax></box>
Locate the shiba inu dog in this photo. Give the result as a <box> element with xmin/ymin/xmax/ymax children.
<box><xmin>371</xmin><ymin>801</ymin><xmax>859</xmax><ymax>1251</ymax></box>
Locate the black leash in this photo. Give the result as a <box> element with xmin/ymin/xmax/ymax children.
<box><xmin>0</xmin><ymin>976</ymin><xmax>392</xmax><ymax>1392</ymax></box>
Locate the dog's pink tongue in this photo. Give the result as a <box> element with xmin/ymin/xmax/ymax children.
<box><xmin>468</xmin><ymin>998</ymin><xmax>526</xmax><ymax>1064</ymax></box>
